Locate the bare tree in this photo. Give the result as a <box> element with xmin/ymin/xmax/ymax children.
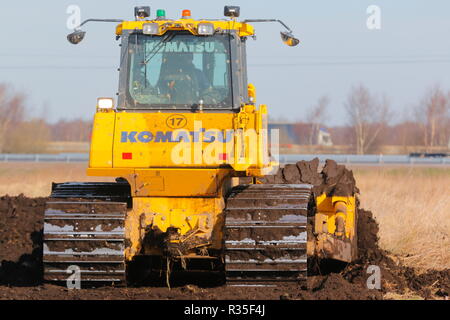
<box><xmin>4</xmin><ymin>119</ymin><xmax>50</xmax><ymax>153</ymax></box>
<box><xmin>306</xmin><ymin>95</ymin><xmax>329</xmax><ymax>145</ymax></box>
<box><xmin>414</xmin><ymin>86</ymin><xmax>449</xmax><ymax>151</ymax></box>
<box><xmin>344</xmin><ymin>85</ymin><xmax>390</xmax><ymax>154</ymax></box>
<box><xmin>50</xmin><ymin>119</ymin><xmax>92</xmax><ymax>142</ymax></box>
<box><xmin>0</xmin><ymin>85</ymin><xmax>25</xmax><ymax>153</ymax></box>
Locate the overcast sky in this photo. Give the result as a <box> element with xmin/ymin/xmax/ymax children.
<box><xmin>0</xmin><ymin>0</ymin><xmax>449</xmax><ymax>125</ymax></box>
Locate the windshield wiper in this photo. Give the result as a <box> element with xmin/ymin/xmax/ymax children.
<box><xmin>143</xmin><ymin>32</ymin><xmax>177</xmax><ymax>65</ymax></box>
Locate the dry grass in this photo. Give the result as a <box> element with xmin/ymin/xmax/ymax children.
<box><xmin>0</xmin><ymin>163</ymin><xmax>448</xmax><ymax>270</ymax></box>
<box><xmin>0</xmin><ymin>163</ymin><xmax>113</xmax><ymax>198</ymax></box>
<box><xmin>353</xmin><ymin>166</ymin><xmax>450</xmax><ymax>271</ymax></box>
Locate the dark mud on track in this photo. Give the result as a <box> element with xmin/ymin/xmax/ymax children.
<box><xmin>0</xmin><ymin>160</ymin><xmax>449</xmax><ymax>300</ymax></box>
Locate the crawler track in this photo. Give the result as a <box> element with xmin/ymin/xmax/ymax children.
<box><xmin>43</xmin><ymin>183</ymin><xmax>130</xmax><ymax>285</ymax></box>
<box><xmin>224</xmin><ymin>184</ymin><xmax>313</xmax><ymax>287</ymax></box>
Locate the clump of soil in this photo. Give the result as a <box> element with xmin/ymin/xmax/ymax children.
<box><xmin>258</xmin><ymin>158</ymin><xmax>358</xmax><ymax>197</ymax></box>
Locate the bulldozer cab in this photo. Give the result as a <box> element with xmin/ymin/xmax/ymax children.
<box><xmin>66</xmin><ymin>7</ymin><xmax>300</xmax><ymax>116</ymax></box>
<box><xmin>67</xmin><ymin>8</ymin><xmax>300</xmax><ymax>171</ymax></box>
<box><xmin>119</xmin><ymin>29</ymin><xmax>247</xmax><ymax>111</ymax></box>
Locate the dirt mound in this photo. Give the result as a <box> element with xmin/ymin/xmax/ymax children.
<box><xmin>356</xmin><ymin>209</ymin><xmax>383</xmax><ymax>262</ymax></box>
<box><xmin>307</xmin><ymin>273</ymin><xmax>381</xmax><ymax>300</ymax></box>
<box><xmin>0</xmin><ymin>195</ymin><xmax>46</xmax><ymax>286</ymax></box>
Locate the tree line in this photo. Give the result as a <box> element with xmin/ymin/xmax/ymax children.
<box><xmin>0</xmin><ymin>83</ymin><xmax>449</xmax><ymax>154</ymax></box>
<box><xmin>275</xmin><ymin>84</ymin><xmax>450</xmax><ymax>154</ymax></box>
<box><xmin>0</xmin><ymin>84</ymin><xmax>92</xmax><ymax>153</ymax></box>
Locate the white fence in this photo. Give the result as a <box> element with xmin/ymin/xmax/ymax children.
<box><xmin>0</xmin><ymin>153</ymin><xmax>449</xmax><ymax>165</ymax></box>
<box><xmin>278</xmin><ymin>154</ymin><xmax>450</xmax><ymax>165</ymax></box>
<box><xmin>0</xmin><ymin>153</ymin><xmax>88</xmax><ymax>162</ymax></box>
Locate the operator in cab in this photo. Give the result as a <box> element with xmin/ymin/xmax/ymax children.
<box><xmin>157</xmin><ymin>52</ymin><xmax>210</xmax><ymax>104</ymax></box>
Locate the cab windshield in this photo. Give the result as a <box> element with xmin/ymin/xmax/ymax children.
<box><xmin>126</xmin><ymin>32</ymin><xmax>233</xmax><ymax>109</ymax></box>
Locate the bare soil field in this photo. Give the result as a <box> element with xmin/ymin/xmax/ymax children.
<box><xmin>0</xmin><ymin>162</ymin><xmax>448</xmax><ymax>300</ymax></box>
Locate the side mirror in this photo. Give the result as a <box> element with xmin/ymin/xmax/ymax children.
<box><xmin>280</xmin><ymin>31</ymin><xmax>299</xmax><ymax>47</ymax></box>
<box><xmin>67</xmin><ymin>30</ymin><xmax>86</xmax><ymax>45</ymax></box>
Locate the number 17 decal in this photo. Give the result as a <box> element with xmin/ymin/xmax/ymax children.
<box><xmin>166</xmin><ymin>114</ymin><xmax>188</xmax><ymax>129</ymax></box>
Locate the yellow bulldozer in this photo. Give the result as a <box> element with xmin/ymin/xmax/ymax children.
<box><xmin>43</xmin><ymin>6</ymin><xmax>357</xmax><ymax>287</ymax></box>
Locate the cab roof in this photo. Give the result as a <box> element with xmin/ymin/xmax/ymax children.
<box><xmin>116</xmin><ymin>19</ymin><xmax>255</xmax><ymax>37</ymax></box>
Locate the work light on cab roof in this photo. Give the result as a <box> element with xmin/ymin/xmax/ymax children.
<box><xmin>135</xmin><ymin>6</ymin><xmax>150</xmax><ymax>20</ymax></box>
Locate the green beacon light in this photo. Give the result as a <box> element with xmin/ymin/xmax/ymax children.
<box><xmin>156</xmin><ymin>9</ymin><xmax>166</xmax><ymax>19</ymax></box>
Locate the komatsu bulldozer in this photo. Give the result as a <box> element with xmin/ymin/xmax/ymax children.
<box><xmin>43</xmin><ymin>6</ymin><xmax>357</xmax><ymax>287</ymax></box>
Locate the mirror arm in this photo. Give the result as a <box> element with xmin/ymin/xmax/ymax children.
<box><xmin>75</xmin><ymin>18</ymin><xmax>123</xmax><ymax>30</ymax></box>
<box><xmin>243</xmin><ymin>19</ymin><xmax>293</xmax><ymax>33</ymax></box>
